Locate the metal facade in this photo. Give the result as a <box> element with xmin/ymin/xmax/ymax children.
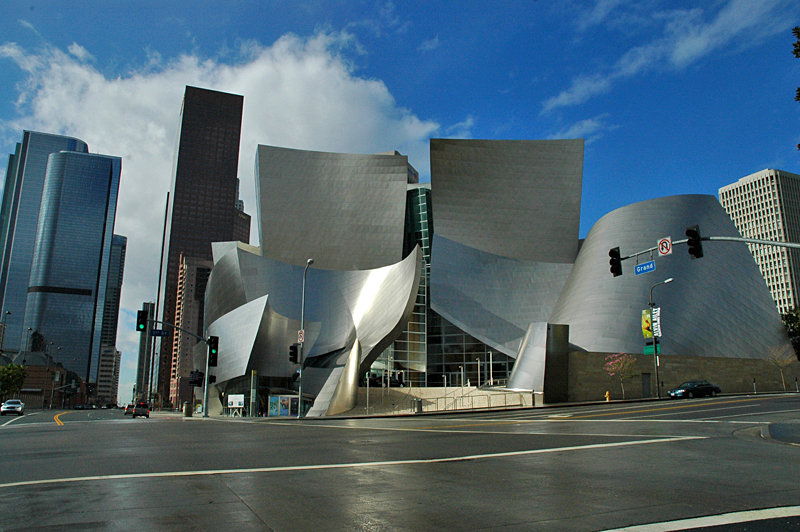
<box><xmin>255</xmin><ymin>145</ymin><xmax>410</xmax><ymax>270</ymax></box>
<box><xmin>202</xmin><ymin>242</ymin><xmax>422</xmax><ymax>414</ymax></box>
<box><xmin>549</xmin><ymin>194</ymin><xmax>789</xmax><ymax>358</ymax></box>
<box><xmin>430</xmin><ymin>138</ymin><xmax>583</xmax><ymax>263</ymax></box>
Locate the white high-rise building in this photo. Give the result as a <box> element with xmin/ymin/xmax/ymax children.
<box><xmin>719</xmin><ymin>169</ymin><xmax>800</xmax><ymax>314</ymax></box>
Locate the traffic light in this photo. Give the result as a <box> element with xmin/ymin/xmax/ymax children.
<box><xmin>686</xmin><ymin>225</ymin><xmax>703</xmax><ymax>259</ymax></box>
<box><xmin>208</xmin><ymin>336</ymin><xmax>219</xmax><ymax>366</ymax></box>
<box><xmin>609</xmin><ymin>247</ymin><xmax>622</xmax><ymax>277</ymax></box>
<box><xmin>136</xmin><ymin>310</ymin><xmax>148</xmax><ymax>332</ymax></box>
<box><xmin>289</xmin><ymin>343</ymin><xmax>299</xmax><ymax>363</ymax></box>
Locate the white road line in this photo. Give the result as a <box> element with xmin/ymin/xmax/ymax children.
<box><xmin>696</xmin><ymin>407</ymin><xmax>800</xmax><ymax>420</ymax></box>
<box><xmin>603</xmin><ymin>505</ymin><xmax>800</xmax><ymax>531</ymax></box>
<box><xmin>620</xmin><ymin>404</ymin><xmax>758</xmax><ymax>419</ymax></box>
<box><xmin>264</xmin><ymin>419</ymin><xmax>709</xmax><ymax>438</ymax></box>
<box><xmin>0</xmin><ymin>436</ymin><xmax>704</xmax><ymax>489</ymax></box>
<box><xmin>1</xmin><ymin>415</ymin><xmax>26</xmax><ymax>426</ymax></box>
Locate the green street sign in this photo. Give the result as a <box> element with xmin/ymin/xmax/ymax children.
<box><xmin>643</xmin><ymin>344</ymin><xmax>661</xmax><ymax>355</ymax></box>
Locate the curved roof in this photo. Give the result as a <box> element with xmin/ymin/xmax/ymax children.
<box><xmin>550</xmin><ymin>194</ymin><xmax>789</xmax><ymax>358</ymax></box>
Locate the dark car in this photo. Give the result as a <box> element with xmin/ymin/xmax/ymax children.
<box><xmin>667</xmin><ymin>380</ymin><xmax>721</xmax><ymax>398</ymax></box>
<box><xmin>132</xmin><ymin>401</ymin><xmax>150</xmax><ymax>418</ymax></box>
<box><xmin>123</xmin><ymin>403</ymin><xmax>134</xmax><ymax>415</ymax></box>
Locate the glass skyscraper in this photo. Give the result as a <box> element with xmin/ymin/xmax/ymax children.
<box><xmin>22</xmin><ymin>150</ymin><xmax>121</xmax><ymax>382</ymax></box>
<box><xmin>1</xmin><ymin>132</ymin><xmax>89</xmax><ymax>353</ymax></box>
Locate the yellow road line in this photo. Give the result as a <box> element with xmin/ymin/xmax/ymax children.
<box><xmin>54</xmin><ymin>412</ymin><xmax>66</xmax><ymax>426</ymax></box>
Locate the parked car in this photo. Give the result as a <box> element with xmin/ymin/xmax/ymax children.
<box><xmin>1</xmin><ymin>399</ymin><xmax>24</xmax><ymax>416</ymax></box>
<box><xmin>667</xmin><ymin>380</ymin><xmax>721</xmax><ymax>398</ymax></box>
<box><xmin>131</xmin><ymin>401</ymin><xmax>150</xmax><ymax>418</ymax></box>
<box><xmin>123</xmin><ymin>403</ymin><xmax>134</xmax><ymax>415</ymax></box>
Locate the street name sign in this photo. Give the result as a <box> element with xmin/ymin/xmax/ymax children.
<box><xmin>151</xmin><ymin>329</ymin><xmax>168</xmax><ymax>337</ymax></box>
<box><xmin>635</xmin><ymin>260</ymin><xmax>656</xmax><ymax>275</ymax></box>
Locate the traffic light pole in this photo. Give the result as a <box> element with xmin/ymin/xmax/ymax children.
<box><xmin>136</xmin><ymin>317</ymin><xmax>215</xmax><ymax>416</ymax></box>
<box><xmin>202</xmin><ymin>341</ymin><xmax>211</xmax><ymax>418</ymax></box>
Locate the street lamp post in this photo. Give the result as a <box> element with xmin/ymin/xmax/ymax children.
<box><xmin>298</xmin><ymin>258</ymin><xmax>313</xmax><ymax>419</ymax></box>
<box><xmin>649</xmin><ymin>277</ymin><xmax>674</xmax><ymax>399</ymax></box>
<box><xmin>0</xmin><ymin>310</ymin><xmax>10</xmax><ymax>353</ymax></box>
<box><xmin>476</xmin><ymin>357</ymin><xmax>481</xmax><ymax>388</ymax></box>
<box><xmin>22</xmin><ymin>327</ymin><xmax>32</xmax><ymax>365</ymax></box>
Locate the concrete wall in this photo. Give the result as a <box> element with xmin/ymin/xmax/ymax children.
<box><xmin>567</xmin><ymin>351</ymin><xmax>800</xmax><ymax>402</ymax></box>
<box><xmin>350</xmin><ymin>386</ymin><xmax>534</xmax><ymax>416</ymax></box>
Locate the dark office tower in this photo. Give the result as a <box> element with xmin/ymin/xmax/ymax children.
<box><xmin>23</xmin><ymin>151</ymin><xmax>121</xmax><ymax>383</ymax></box>
<box><xmin>1</xmin><ymin>132</ymin><xmax>89</xmax><ymax>353</ymax></box>
<box><xmin>158</xmin><ymin>86</ymin><xmax>250</xmax><ymax>402</ymax></box>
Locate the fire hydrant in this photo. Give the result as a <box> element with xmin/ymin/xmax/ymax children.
<box><xmin>604</xmin><ymin>390</ymin><xmax>611</xmax><ymax>402</ymax></box>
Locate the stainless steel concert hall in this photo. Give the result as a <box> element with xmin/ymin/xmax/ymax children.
<box><xmin>201</xmin><ymin>139</ymin><xmax>793</xmax><ymax>415</ymax></box>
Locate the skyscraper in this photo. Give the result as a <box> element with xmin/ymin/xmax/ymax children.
<box><xmin>719</xmin><ymin>168</ymin><xmax>800</xmax><ymax>314</ymax></box>
<box><xmin>158</xmin><ymin>86</ymin><xmax>250</xmax><ymax>403</ymax></box>
<box><xmin>1</xmin><ymin>132</ymin><xmax>89</xmax><ymax>353</ymax></box>
<box><xmin>100</xmin><ymin>234</ymin><xmax>127</xmax><ymax>349</ymax></box>
<box><xmin>23</xmin><ymin>150</ymin><xmax>121</xmax><ymax>382</ymax></box>
<box><xmin>96</xmin><ymin>345</ymin><xmax>121</xmax><ymax>405</ymax></box>
<box><xmin>170</xmin><ymin>253</ymin><xmax>213</xmax><ymax>406</ymax></box>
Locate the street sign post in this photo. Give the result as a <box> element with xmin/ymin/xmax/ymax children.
<box><xmin>635</xmin><ymin>260</ymin><xmax>656</xmax><ymax>275</ymax></box>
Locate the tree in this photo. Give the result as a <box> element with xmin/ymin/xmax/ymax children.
<box><xmin>767</xmin><ymin>345</ymin><xmax>796</xmax><ymax>391</ymax></box>
<box><xmin>780</xmin><ymin>309</ymin><xmax>800</xmax><ymax>361</ymax></box>
<box><xmin>603</xmin><ymin>352</ymin><xmax>637</xmax><ymax>399</ymax></box>
<box><xmin>0</xmin><ymin>363</ymin><xmax>26</xmax><ymax>400</ymax></box>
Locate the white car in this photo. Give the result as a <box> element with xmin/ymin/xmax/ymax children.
<box><xmin>1</xmin><ymin>399</ymin><xmax>24</xmax><ymax>416</ymax></box>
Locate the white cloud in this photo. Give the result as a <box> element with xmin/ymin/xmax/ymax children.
<box><xmin>444</xmin><ymin>116</ymin><xmax>475</xmax><ymax>139</ymax></box>
<box><xmin>548</xmin><ymin>113</ymin><xmax>615</xmax><ymax>144</ymax></box>
<box><xmin>418</xmin><ymin>35</ymin><xmax>440</xmax><ymax>52</ymax></box>
<box><xmin>574</xmin><ymin>0</ymin><xmax>626</xmax><ymax>32</ymax></box>
<box><xmin>67</xmin><ymin>42</ymin><xmax>94</xmax><ymax>62</ymax></box>
<box><xmin>543</xmin><ymin>0</ymin><xmax>796</xmax><ymax>113</ymax></box>
<box><xmin>0</xmin><ymin>30</ymin><xmax>439</xmax><ymax>402</ymax></box>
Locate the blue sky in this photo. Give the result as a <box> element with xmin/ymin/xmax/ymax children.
<box><xmin>1</xmin><ymin>0</ymin><xmax>798</xmax><ymax>404</ymax></box>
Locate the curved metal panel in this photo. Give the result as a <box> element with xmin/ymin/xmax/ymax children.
<box><xmin>255</xmin><ymin>145</ymin><xmax>410</xmax><ymax>270</ymax></box>
<box><xmin>507</xmin><ymin>322</ymin><xmax>547</xmax><ymax>391</ymax></box>
<box><xmin>549</xmin><ymin>194</ymin><xmax>790</xmax><ymax>358</ymax></box>
<box><xmin>206</xmin><ymin>295</ymin><xmax>268</xmax><ymax>383</ymax></box>
<box><xmin>430</xmin><ymin>138</ymin><xmax>583</xmax><ymax>262</ymax></box>
<box><xmin>430</xmin><ymin>234</ymin><xmax>573</xmax><ymax>356</ymax></box>
<box><xmin>327</xmin><ymin>340</ymin><xmax>361</xmax><ymax>415</ymax></box>
<box><xmin>204</xmin><ymin>244</ymin><xmax>423</xmax><ymax>402</ymax></box>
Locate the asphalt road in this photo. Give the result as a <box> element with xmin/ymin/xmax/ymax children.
<box><xmin>0</xmin><ymin>394</ymin><xmax>798</xmax><ymax>531</ymax></box>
